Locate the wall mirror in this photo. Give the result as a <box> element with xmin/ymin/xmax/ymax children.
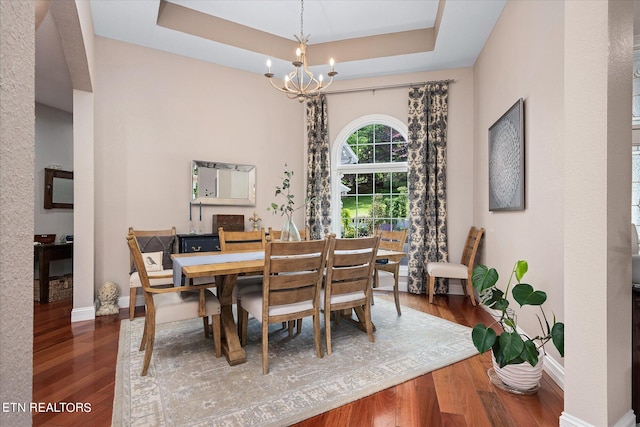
<box><xmin>191</xmin><ymin>161</ymin><xmax>256</xmax><ymax>206</ymax></box>
<box><xmin>44</xmin><ymin>168</ymin><xmax>73</xmax><ymax>209</ymax></box>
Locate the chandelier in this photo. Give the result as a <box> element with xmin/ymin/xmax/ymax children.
<box><xmin>264</xmin><ymin>0</ymin><xmax>337</xmax><ymax>102</ymax></box>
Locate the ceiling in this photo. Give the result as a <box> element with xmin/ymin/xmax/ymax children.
<box><xmin>36</xmin><ymin>0</ymin><xmax>509</xmax><ymax>113</ymax></box>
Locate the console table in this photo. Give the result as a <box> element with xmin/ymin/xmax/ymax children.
<box><xmin>34</xmin><ymin>242</ymin><xmax>73</xmax><ymax>304</ymax></box>
<box><xmin>177</xmin><ymin>233</ymin><xmax>220</xmax><ymax>254</ymax></box>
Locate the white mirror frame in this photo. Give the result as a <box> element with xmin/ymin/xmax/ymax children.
<box><xmin>191</xmin><ymin>160</ymin><xmax>256</xmax><ymax>206</ymax></box>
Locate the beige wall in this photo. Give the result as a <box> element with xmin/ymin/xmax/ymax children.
<box><xmin>0</xmin><ymin>1</ymin><xmax>34</xmax><ymax>424</ymax></box>
<box><xmin>473</xmin><ymin>0</ymin><xmax>565</xmax><ymax>363</ymax></box>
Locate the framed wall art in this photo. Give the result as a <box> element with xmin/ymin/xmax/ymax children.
<box><xmin>488</xmin><ymin>98</ymin><xmax>525</xmax><ymax>211</ymax></box>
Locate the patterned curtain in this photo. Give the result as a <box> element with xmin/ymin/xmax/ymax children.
<box><xmin>305</xmin><ymin>94</ymin><xmax>331</xmax><ymax>240</ymax></box>
<box><xmin>407</xmin><ymin>83</ymin><xmax>449</xmax><ymax>294</ymax></box>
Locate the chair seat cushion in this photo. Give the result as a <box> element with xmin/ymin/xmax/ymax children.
<box><xmin>154</xmin><ymin>289</ymin><xmax>220</xmax><ymax>324</ymax></box>
<box><xmin>374</xmin><ymin>269</ymin><xmax>396</xmax><ymax>290</ymax></box>
<box><xmin>426</xmin><ymin>262</ymin><xmax>468</xmax><ymax>279</ymax></box>
<box><xmin>232</xmin><ymin>276</ymin><xmax>264</xmax><ymax>300</ymax></box>
<box><xmin>130</xmin><ymin>270</ymin><xmax>174</xmax><ymax>288</ymax></box>
<box><xmin>240</xmin><ymin>290</ymin><xmax>313</xmax><ymax>321</ymax></box>
<box><xmin>320</xmin><ymin>289</ymin><xmax>366</xmax><ymax>306</ymax></box>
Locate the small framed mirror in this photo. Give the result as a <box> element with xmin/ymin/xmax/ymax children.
<box><xmin>191</xmin><ymin>161</ymin><xmax>256</xmax><ymax>206</ymax></box>
<box><xmin>44</xmin><ymin>168</ymin><xmax>73</xmax><ymax>209</ymax></box>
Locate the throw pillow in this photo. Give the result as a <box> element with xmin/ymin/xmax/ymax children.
<box><xmin>142</xmin><ymin>251</ymin><xmax>163</xmax><ymax>272</ymax></box>
<box><xmin>131</xmin><ymin>235</ymin><xmax>175</xmax><ymax>273</ymax></box>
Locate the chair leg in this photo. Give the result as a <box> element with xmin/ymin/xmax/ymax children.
<box><xmin>141</xmin><ymin>316</ymin><xmax>156</xmax><ymax>376</ymax></box>
<box><xmin>393</xmin><ymin>271</ymin><xmax>401</xmax><ymax>316</ymax></box>
<box><xmin>313</xmin><ymin>311</ymin><xmax>323</xmax><ymax>358</ymax></box>
<box><xmin>212</xmin><ymin>314</ymin><xmax>222</xmax><ymax>357</ymax></box>
<box><xmin>296</xmin><ymin>318</ymin><xmax>302</xmax><ymax>335</ymax></box>
<box><xmin>240</xmin><ymin>306</ymin><xmax>249</xmax><ymax>347</ymax></box>
<box><xmin>129</xmin><ymin>287</ymin><xmax>137</xmax><ymax>321</ymax></box>
<box><xmin>287</xmin><ymin>320</ymin><xmax>294</xmax><ymax>336</ymax></box>
<box><xmin>428</xmin><ymin>274</ymin><xmax>436</xmax><ymax>304</ymax></box>
<box><xmin>364</xmin><ymin>301</ymin><xmax>374</xmax><ymax>343</ymax></box>
<box><xmin>262</xmin><ymin>321</ymin><xmax>269</xmax><ymax>374</ymax></box>
<box><xmin>202</xmin><ymin>316</ymin><xmax>209</xmax><ymax>338</ymax></box>
<box><xmin>325</xmin><ymin>309</ymin><xmax>332</xmax><ymax>355</ymax></box>
<box><xmin>139</xmin><ymin>316</ymin><xmax>148</xmax><ymax>351</ymax></box>
<box><xmin>465</xmin><ymin>273</ymin><xmax>477</xmax><ymax>306</ymax></box>
<box><xmin>236</xmin><ymin>302</ymin><xmax>243</xmax><ymax>338</ymax></box>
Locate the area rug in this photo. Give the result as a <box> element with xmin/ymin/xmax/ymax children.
<box><xmin>112</xmin><ymin>299</ymin><xmax>477</xmax><ymax>426</ymax></box>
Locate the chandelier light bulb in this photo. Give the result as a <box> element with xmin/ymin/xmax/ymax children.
<box><xmin>319</xmin><ymin>74</ymin><xmax>324</xmax><ymax>83</ymax></box>
<box><xmin>266</xmin><ymin>59</ymin><xmax>272</xmax><ymax>73</ymax></box>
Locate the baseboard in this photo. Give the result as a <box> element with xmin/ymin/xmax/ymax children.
<box><xmin>543</xmin><ymin>353</ymin><xmax>564</xmax><ymax>390</ymax></box>
<box><xmin>71</xmin><ymin>305</ymin><xmax>95</xmax><ymax>323</ymax></box>
<box><xmin>560</xmin><ymin>409</ymin><xmax>636</xmax><ymax>427</ymax></box>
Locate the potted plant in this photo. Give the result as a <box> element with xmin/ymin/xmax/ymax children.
<box><xmin>268</xmin><ymin>164</ymin><xmax>303</xmax><ymax>241</ymax></box>
<box><xmin>471</xmin><ymin>260</ymin><xmax>564</xmax><ymax>391</ymax></box>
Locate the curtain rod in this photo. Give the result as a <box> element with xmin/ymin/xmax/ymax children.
<box><xmin>322</xmin><ymin>79</ymin><xmax>454</xmax><ymax>96</ymax></box>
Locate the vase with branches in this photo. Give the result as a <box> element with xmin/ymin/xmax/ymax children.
<box><xmin>268</xmin><ymin>164</ymin><xmax>303</xmax><ymax>241</ymax></box>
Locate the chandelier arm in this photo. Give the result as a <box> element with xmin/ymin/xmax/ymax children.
<box><xmin>266</xmin><ymin>77</ymin><xmax>295</xmax><ymax>94</ymax></box>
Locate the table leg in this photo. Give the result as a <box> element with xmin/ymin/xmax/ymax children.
<box><xmin>217</xmin><ymin>274</ymin><xmax>246</xmax><ymax>365</ymax></box>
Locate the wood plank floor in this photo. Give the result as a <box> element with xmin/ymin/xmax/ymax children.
<box><xmin>33</xmin><ymin>292</ymin><xmax>564</xmax><ymax>426</ymax></box>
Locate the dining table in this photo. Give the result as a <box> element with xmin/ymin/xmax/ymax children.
<box><xmin>172</xmin><ymin>247</ymin><xmax>406</xmax><ymax>366</ymax></box>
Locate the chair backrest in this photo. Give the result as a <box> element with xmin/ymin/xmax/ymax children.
<box><xmin>376</xmin><ymin>229</ymin><xmax>407</xmax><ymax>252</ymax></box>
<box><xmin>325</xmin><ymin>234</ymin><xmax>380</xmax><ymax>305</ymax></box>
<box><xmin>461</xmin><ymin>226</ymin><xmax>485</xmax><ymax>271</ymax></box>
<box><xmin>263</xmin><ymin>238</ymin><xmax>329</xmax><ymax>309</ymax></box>
<box><xmin>126</xmin><ymin>232</ymin><xmax>160</xmax><ymax>306</ymax></box>
<box><xmin>128</xmin><ymin>226</ymin><xmax>176</xmax><ymax>271</ymax></box>
<box><xmin>268</xmin><ymin>226</ymin><xmax>310</xmax><ymax>241</ymax></box>
<box><xmin>218</xmin><ymin>227</ymin><xmax>266</xmax><ymax>251</ymax></box>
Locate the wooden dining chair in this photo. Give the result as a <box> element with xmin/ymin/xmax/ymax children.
<box><xmin>218</xmin><ymin>227</ymin><xmax>267</xmax><ymax>335</ymax></box>
<box><xmin>268</xmin><ymin>225</ymin><xmax>310</xmax><ymax>241</ymax></box>
<box><xmin>218</xmin><ymin>227</ymin><xmax>266</xmax><ymax>251</ymax></box>
<box><xmin>425</xmin><ymin>226</ymin><xmax>485</xmax><ymax>306</ymax></box>
<box><xmin>322</xmin><ymin>234</ymin><xmax>380</xmax><ymax>355</ymax></box>
<box><xmin>126</xmin><ymin>231</ymin><xmax>222</xmax><ymax>376</ymax></box>
<box><xmin>239</xmin><ymin>238</ymin><xmax>329</xmax><ymax>374</ymax></box>
<box><xmin>373</xmin><ymin>228</ymin><xmax>407</xmax><ymax>315</ymax></box>
<box><xmin>128</xmin><ymin>226</ymin><xmax>176</xmax><ymax>320</ymax></box>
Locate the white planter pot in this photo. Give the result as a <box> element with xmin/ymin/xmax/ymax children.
<box><xmin>491</xmin><ymin>351</ymin><xmax>543</xmax><ymax>393</ymax></box>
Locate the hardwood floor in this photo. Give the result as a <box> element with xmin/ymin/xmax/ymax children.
<box><xmin>33</xmin><ymin>292</ymin><xmax>563</xmax><ymax>426</ymax></box>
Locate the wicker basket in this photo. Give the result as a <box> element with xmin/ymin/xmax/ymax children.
<box><xmin>34</xmin><ymin>274</ymin><xmax>73</xmax><ymax>302</ymax></box>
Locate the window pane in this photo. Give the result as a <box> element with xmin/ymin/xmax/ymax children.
<box><xmin>357</xmin><ymin>173</ymin><xmax>374</xmax><ymax>194</ymax></box>
<box><xmin>374</xmin><ymin>124</ymin><xmax>390</xmax><ymax>142</ymax></box>
<box><xmin>357</xmin><ymin>144</ymin><xmax>374</xmax><ymax>163</ymax></box>
<box><xmin>392</xmin><ymin>141</ymin><xmax>408</xmax><ymax>162</ymax></box>
<box><xmin>374</xmin><ymin>143</ymin><xmax>391</xmax><ymax>163</ymax></box>
<box><xmin>391</xmin><ymin>172</ymin><xmax>408</xmax><ymax>192</ymax></box>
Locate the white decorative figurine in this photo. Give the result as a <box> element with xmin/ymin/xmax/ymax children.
<box><xmin>96</xmin><ymin>281</ymin><xmax>120</xmax><ymax>316</ymax></box>
<box><xmin>249</xmin><ymin>210</ymin><xmax>262</xmax><ymax>231</ymax></box>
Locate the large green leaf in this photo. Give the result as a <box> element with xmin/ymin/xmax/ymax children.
<box><xmin>471</xmin><ymin>324</ymin><xmax>496</xmax><ymax>354</ymax></box>
<box><xmin>512</xmin><ymin>283</ymin><xmax>547</xmax><ymax>306</ymax></box>
<box><xmin>521</xmin><ymin>340</ymin><xmax>540</xmax><ymax>366</ymax></box>
<box><xmin>515</xmin><ymin>260</ymin><xmax>528</xmax><ymax>282</ymax></box>
<box><xmin>472</xmin><ymin>265</ymin><xmax>498</xmax><ymax>293</ymax></box>
<box><xmin>552</xmin><ymin>322</ymin><xmax>565</xmax><ymax>357</ymax></box>
<box><xmin>498</xmin><ymin>332</ymin><xmax>525</xmax><ymax>363</ymax></box>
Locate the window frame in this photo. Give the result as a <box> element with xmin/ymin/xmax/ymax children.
<box><xmin>331</xmin><ymin>114</ymin><xmax>409</xmax><ymax>235</ymax></box>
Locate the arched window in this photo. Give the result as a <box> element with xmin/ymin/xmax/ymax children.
<box><xmin>331</xmin><ymin>115</ymin><xmax>408</xmax><ymax>237</ymax></box>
